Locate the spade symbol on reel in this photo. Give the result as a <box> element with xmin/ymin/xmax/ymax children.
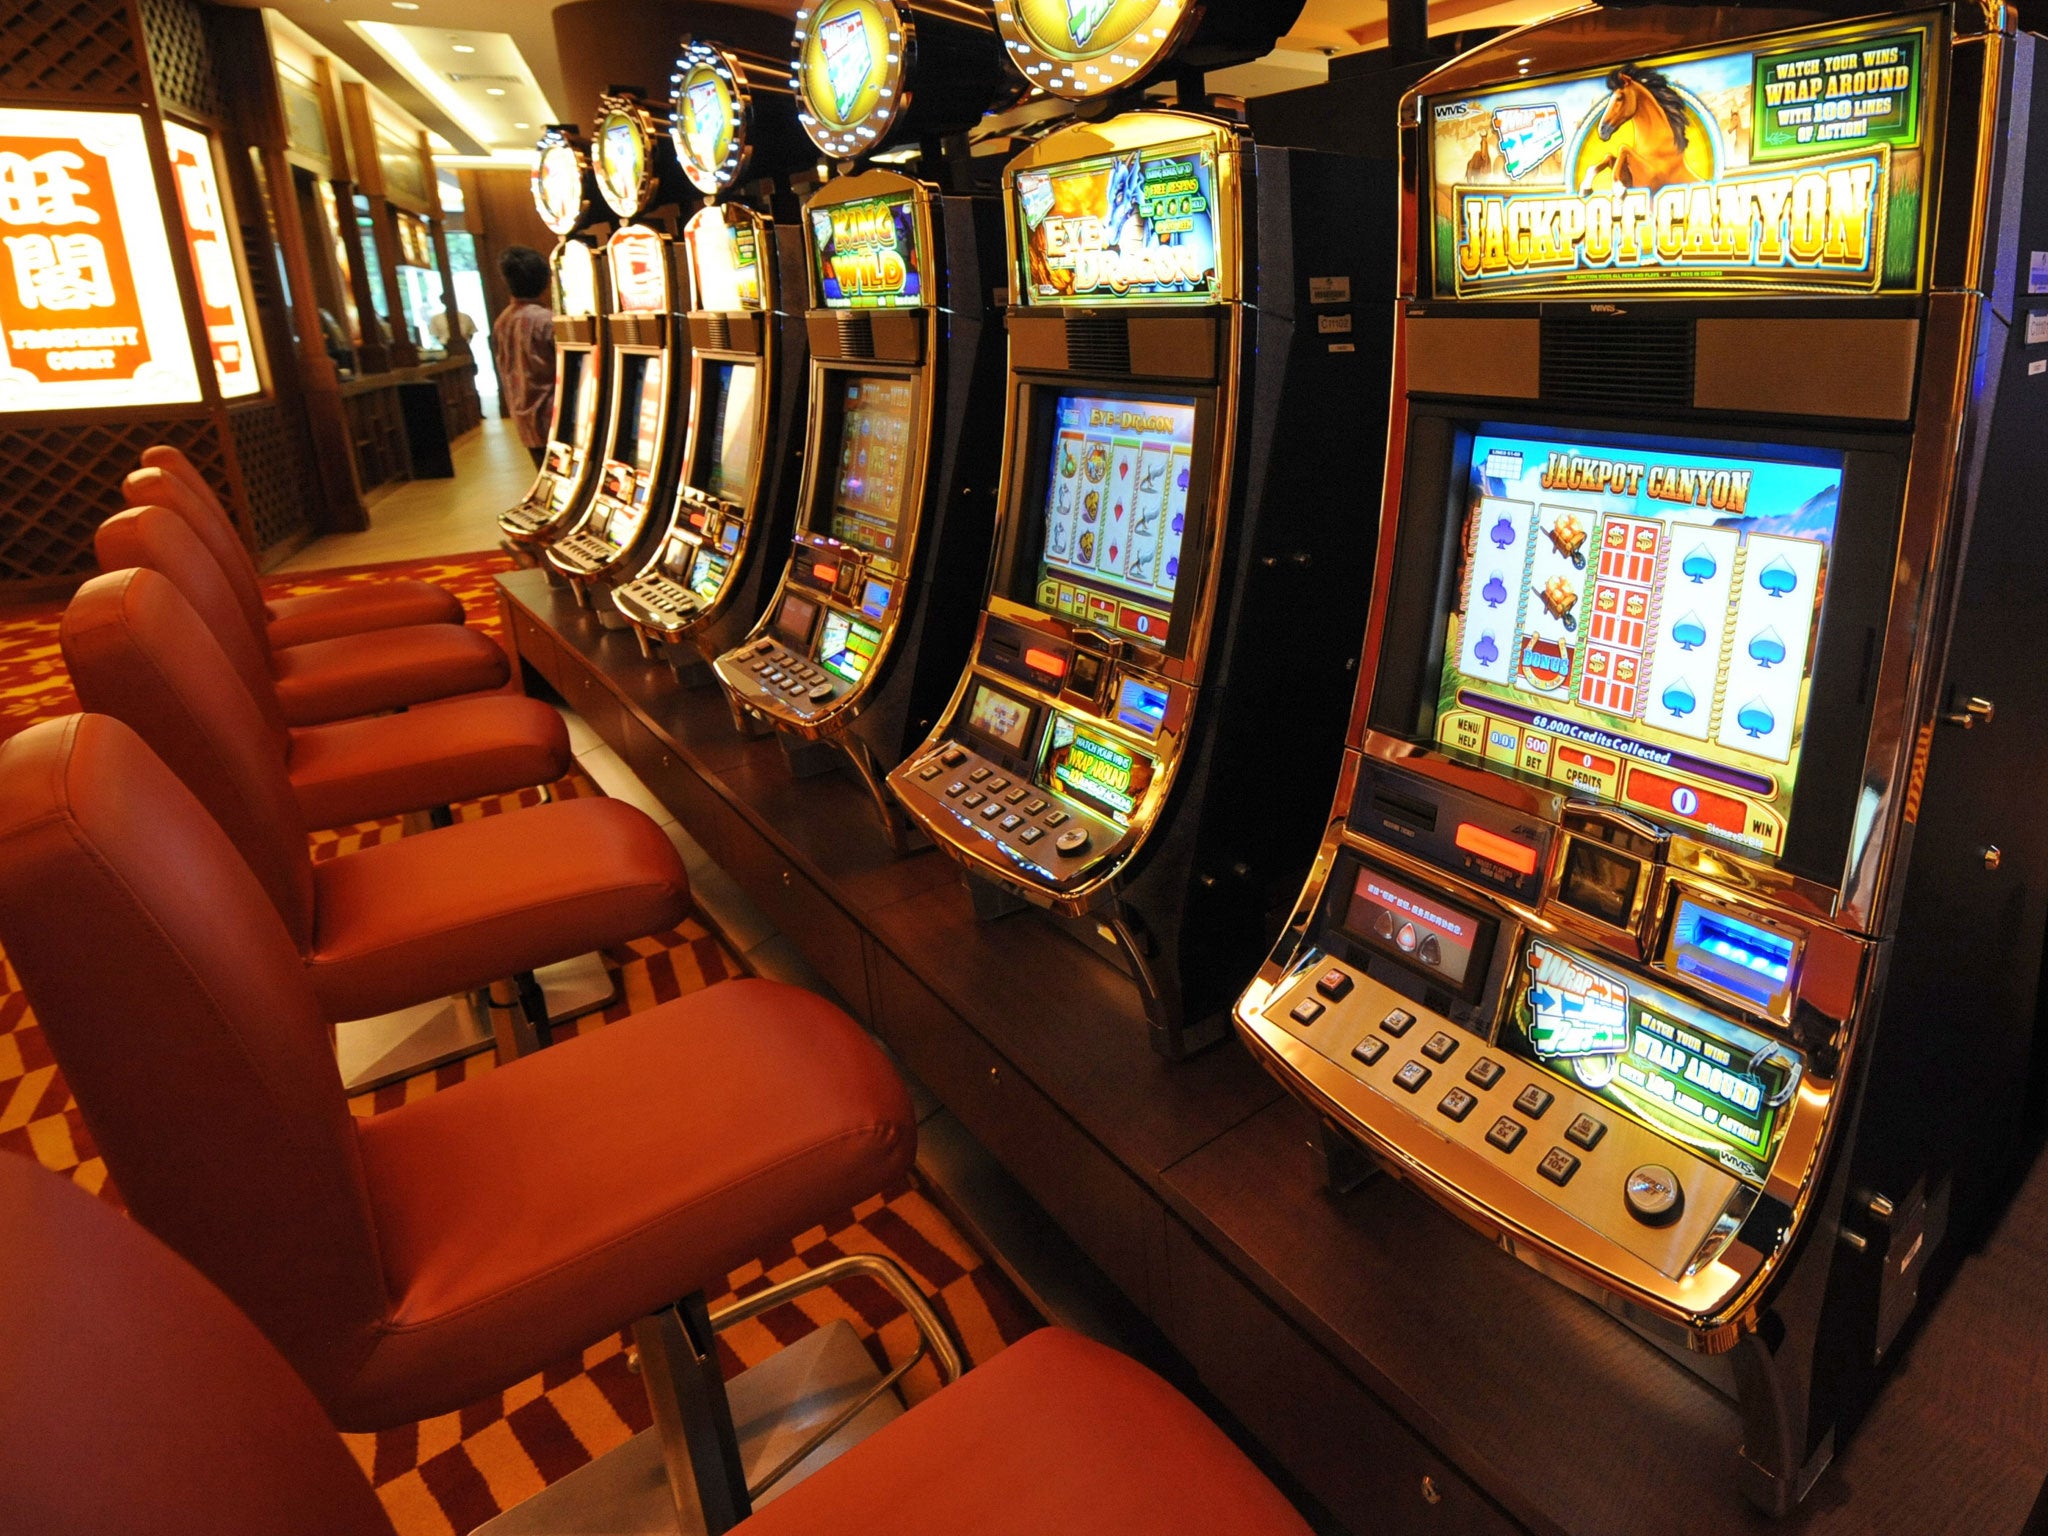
<box><xmin>1681</xmin><ymin>545</ymin><xmax>1717</xmax><ymax>584</ymax></box>
<box><xmin>1671</xmin><ymin>612</ymin><xmax>1707</xmax><ymax>651</ymax></box>
<box><xmin>1748</xmin><ymin>627</ymin><xmax>1787</xmax><ymax>668</ymax></box>
<box><xmin>1661</xmin><ymin>679</ymin><xmax>1697</xmax><ymax>718</ymax></box>
<box><xmin>1758</xmin><ymin>557</ymin><xmax>1798</xmax><ymax>597</ymax></box>
<box><xmin>1736</xmin><ymin>698</ymin><xmax>1777</xmax><ymax>738</ymax></box>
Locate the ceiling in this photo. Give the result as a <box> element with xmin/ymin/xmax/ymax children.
<box><xmin>227</xmin><ymin>0</ymin><xmax>1573</xmax><ymax>164</ymax></box>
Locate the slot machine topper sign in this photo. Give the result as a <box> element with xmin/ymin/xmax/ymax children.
<box><xmin>1430</xmin><ymin>14</ymin><xmax>1934</xmax><ymax>298</ymax></box>
<box><xmin>0</xmin><ymin>108</ymin><xmax>203</xmax><ymax>412</ymax></box>
<box><xmin>810</xmin><ymin>189</ymin><xmax>924</xmax><ymax>309</ymax></box>
<box><xmin>994</xmin><ymin>0</ymin><xmax>1197</xmax><ymax>97</ymax></box>
<box><xmin>1013</xmin><ymin>137</ymin><xmax>1221</xmax><ymax>305</ymax></box>
<box><xmin>532</xmin><ymin>129</ymin><xmax>593</xmax><ymax>236</ymax></box>
<box><xmin>792</xmin><ymin>0</ymin><xmax>909</xmax><ymax>159</ymax></box>
<box><xmin>672</xmin><ymin>42</ymin><xmax>753</xmax><ymax>194</ymax></box>
<box><xmin>594</xmin><ymin>100</ymin><xmax>658</xmax><ymax>220</ymax></box>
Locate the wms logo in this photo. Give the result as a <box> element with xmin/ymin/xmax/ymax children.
<box><xmin>819</xmin><ymin>12</ymin><xmax>874</xmax><ymax>120</ymax></box>
<box><xmin>1067</xmin><ymin>0</ymin><xmax>1115</xmax><ymax>47</ymax></box>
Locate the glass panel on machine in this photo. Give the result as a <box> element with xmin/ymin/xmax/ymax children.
<box><xmin>811</xmin><ymin>193</ymin><xmax>923</xmax><ymax>309</ymax></box>
<box><xmin>1340</xmin><ymin>863</ymin><xmax>1488</xmax><ymax>989</ymax></box>
<box><xmin>1038</xmin><ymin>712</ymin><xmax>1154</xmax><ymax>826</ymax></box>
<box><xmin>775</xmin><ymin>592</ymin><xmax>821</xmax><ymax>646</ymax></box>
<box><xmin>686</xmin><ymin>547</ymin><xmax>730</xmax><ymax>603</ymax></box>
<box><xmin>551</xmin><ymin>350</ymin><xmax>586</xmax><ymax>453</ymax></box>
<box><xmin>967</xmin><ymin>684</ymin><xmax>1035</xmax><ymax>754</ymax></box>
<box><xmin>1014</xmin><ymin>139</ymin><xmax>1220</xmax><ymax>305</ymax></box>
<box><xmin>819</xmin><ymin>610</ymin><xmax>882</xmax><ymax>683</ymax></box>
<box><xmin>697</xmin><ymin>361</ymin><xmax>759</xmax><ymax>503</ymax></box>
<box><xmin>1427</xmin><ymin>14</ymin><xmax>1934</xmax><ymax>299</ymax></box>
<box><xmin>1510</xmin><ymin>940</ymin><xmax>1800</xmax><ymax>1181</ymax></box>
<box><xmin>1437</xmin><ymin>424</ymin><xmax>1844</xmax><ymax>857</ymax></box>
<box><xmin>1034</xmin><ymin>393</ymin><xmax>1195</xmax><ymax>645</ymax></box>
<box><xmin>828</xmin><ymin>375</ymin><xmax>913</xmax><ymax>553</ymax></box>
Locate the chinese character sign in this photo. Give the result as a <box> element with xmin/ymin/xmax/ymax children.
<box><xmin>0</xmin><ymin>109</ymin><xmax>200</xmax><ymax>411</ymax></box>
<box><xmin>1428</xmin><ymin>16</ymin><xmax>1931</xmax><ymax>299</ymax></box>
<box><xmin>164</xmin><ymin>122</ymin><xmax>259</xmax><ymax>399</ymax></box>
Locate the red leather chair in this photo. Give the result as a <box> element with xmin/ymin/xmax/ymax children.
<box><xmin>2</xmin><ymin>1151</ymin><xmax>1314</xmax><ymax>1536</ymax></box>
<box><xmin>51</xmin><ymin>591</ymin><xmax>684</xmax><ymax>1037</ymax></box>
<box><xmin>98</xmin><ymin>504</ymin><xmax>508</xmax><ymax>728</ymax></box>
<box><xmin>0</xmin><ymin>715</ymin><xmax>927</xmax><ymax>1526</ymax></box>
<box><xmin>128</xmin><ymin>447</ymin><xmax>467</xmax><ymax>647</ymax></box>
<box><xmin>65</xmin><ymin>567</ymin><xmax>571</xmax><ymax>832</ymax></box>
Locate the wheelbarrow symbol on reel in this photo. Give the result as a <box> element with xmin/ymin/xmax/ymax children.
<box><xmin>1544</xmin><ymin>513</ymin><xmax>1589</xmax><ymax>569</ymax></box>
<box><xmin>1539</xmin><ymin>575</ymin><xmax>1580</xmax><ymax>634</ymax></box>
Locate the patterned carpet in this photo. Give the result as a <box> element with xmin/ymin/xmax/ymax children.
<box><xmin>0</xmin><ymin>549</ymin><xmax>1036</xmax><ymax>1533</ymax></box>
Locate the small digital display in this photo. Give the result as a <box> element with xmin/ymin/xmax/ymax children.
<box><xmin>719</xmin><ymin>521</ymin><xmax>739</xmax><ymax>554</ymax></box>
<box><xmin>1439</xmin><ymin>423</ymin><xmax>1844</xmax><ymax>858</ymax></box>
<box><xmin>819</xmin><ymin>609</ymin><xmax>881</xmax><ymax>684</ymax></box>
<box><xmin>1558</xmin><ymin>838</ymin><xmax>1640</xmax><ymax>927</ymax></box>
<box><xmin>699</xmin><ymin>362</ymin><xmax>759</xmax><ymax>504</ymax></box>
<box><xmin>1669</xmin><ymin>896</ymin><xmax>1798</xmax><ymax>1012</ymax></box>
<box><xmin>1511</xmin><ymin>939</ymin><xmax>1799</xmax><ymax>1181</ymax></box>
<box><xmin>1113</xmin><ymin>678</ymin><xmax>1168</xmax><ymax>737</ymax></box>
<box><xmin>1341</xmin><ymin>865</ymin><xmax>1485</xmax><ymax>988</ymax></box>
<box><xmin>860</xmin><ymin>579</ymin><xmax>890</xmax><ymax>621</ymax></box>
<box><xmin>775</xmin><ymin>592</ymin><xmax>819</xmax><ymax>646</ymax></box>
<box><xmin>967</xmin><ymin>685</ymin><xmax>1034</xmax><ymax>754</ymax></box>
<box><xmin>1035</xmin><ymin>393</ymin><xmax>1194</xmax><ymax>646</ymax></box>
<box><xmin>659</xmin><ymin>534</ymin><xmax>695</xmax><ymax>581</ymax></box>
<box><xmin>1040</xmin><ymin>713</ymin><xmax>1154</xmax><ymax>827</ymax></box>
<box><xmin>686</xmin><ymin>548</ymin><xmax>729</xmax><ymax>603</ymax></box>
<box><xmin>829</xmin><ymin>375</ymin><xmax>912</xmax><ymax>554</ymax></box>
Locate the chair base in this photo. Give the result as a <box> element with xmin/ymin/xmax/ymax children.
<box><xmin>338</xmin><ymin>989</ymin><xmax>494</xmax><ymax>1094</ymax></box>
<box><xmin>473</xmin><ymin>1318</ymin><xmax>901</xmax><ymax>1535</ymax></box>
<box><xmin>535</xmin><ymin>949</ymin><xmax>620</xmax><ymax>1025</ymax></box>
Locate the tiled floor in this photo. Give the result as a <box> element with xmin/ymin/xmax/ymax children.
<box><xmin>276</xmin><ymin>416</ymin><xmax>536</xmax><ymax>573</ymax></box>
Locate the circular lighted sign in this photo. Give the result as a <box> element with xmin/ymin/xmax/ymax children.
<box><xmin>593</xmin><ymin>100</ymin><xmax>655</xmax><ymax>218</ymax></box>
<box><xmin>531</xmin><ymin>129</ymin><xmax>589</xmax><ymax>235</ymax></box>
<box><xmin>670</xmin><ymin>42</ymin><xmax>752</xmax><ymax>194</ymax></box>
<box><xmin>994</xmin><ymin>0</ymin><xmax>1194</xmax><ymax>97</ymax></box>
<box><xmin>791</xmin><ymin>0</ymin><xmax>911</xmax><ymax>159</ymax></box>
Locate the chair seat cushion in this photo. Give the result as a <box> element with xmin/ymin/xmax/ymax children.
<box><xmin>734</xmin><ymin>1327</ymin><xmax>1314</xmax><ymax>1536</ymax></box>
<box><xmin>342</xmin><ymin>979</ymin><xmax>915</xmax><ymax>1427</ymax></box>
<box><xmin>306</xmin><ymin>796</ymin><xmax>687</xmax><ymax>1021</ymax></box>
<box><xmin>288</xmin><ymin>696</ymin><xmax>571</xmax><ymax>830</ymax></box>
<box><xmin>271</xmin><ymin>625</ymin><xmax>510</xmax><ymax>728</ymax></box>
<box><xmin>266</xmin><ymin>581</ymin><xmax>467</xmax><ymax>650</ymax></box>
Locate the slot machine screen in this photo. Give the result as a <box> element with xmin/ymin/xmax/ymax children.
<box><xmin>819</xmin><ymin>609</ymin><xmax>881</xmax><ymax>684</ymax></box>
<box><xmin>626</xmin><ymin>355</ymin><xmax>665</xmax><ymax>506</ymax></box>
<box><xmin>694</xmin><ymin>362</ymin><xmax>759</xmax><ymax>504</ymax></box>
<box><xmin>826</xmin><ymin>375</ymin><xmax>913</xmax><ymax>555</ymax></box>
<box><xmin>600</xmin><ymin>354</ymin><xmax>649</xmax><ymax>501</ymax></box>
<box><xmin>1032</xmin><ymin>393</ymin><xmax>1194</xmax><ymax>646</ymax></box>
<box><xmin>551</xmin><ymin>350</ymin><xmax>587</xmax><ymax>450</ymax></box>
<box><xmin>1436</xmin><ymin>424</ymin><xmax>1843</xmax><ymax>858</ymax></box>
<box><xmin>1038</xmin><ymin>711</ymin><xmax>1155</xmax><ymax>827</ymax></box>
<box><xmin>686</xmin><ymin>547</ymin><xmax>729</xmax><ymax>603</ymax></box>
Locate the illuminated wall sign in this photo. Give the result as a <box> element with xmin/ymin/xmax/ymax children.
<box><xmin>1429</xmin><ymin>14</ymin><xmax>1933</xmax><ymax>298</ymax></box>
<box><xmin>595</xmin><ymin>102</ymin><xmax>654</xmax><ymax>218</ymax></box>
<box><xmin>686</xmin><ymin>205</ymin><xmax>764</xmax><ymax>312</ymax></box>
<box><xmin>994</xmin><ymin>0</ymin><xmax>1193</xmax><ymax>98</ymax></box>
<box><xmin>609</xmin><ymin>225</ymin><xmax>670</xmax><ymax>313</ymax></box>
<box><xmin>163</xmin><ymin>122</ymin><xmax>259</xmax><ymax>400</ymax></box>
<box><xmin>0</xmin><ymin>108</ymin><xmax>201</xmax><ymax>413</ymax></box>
<box><xmin>809</xmin><ymin>190</ymin><xmax>922</xmax><ymax>309</ymax></box>
<box><xmin>1015</xmin><ymin>141</ymin><xmax>1220</xmax><ymax>304</ymax></box>
<box><xmin>532</xmin><ymin>131</ymin><xmax>590</xmax><ymax>236</ymax></box>
<box><xmin>672</xmin><ymin>42</ymin><xmax>751</xmax><ymax>194</ymax></box>
<box><xmin>792</xmin><ymin>0</ymin><xmax>908</xmax><ymax>159</ymax></box>
<box><xmin>557</xmin><ymin>238</ymin><xmax>599</xmax><ymax>317</ymax></box>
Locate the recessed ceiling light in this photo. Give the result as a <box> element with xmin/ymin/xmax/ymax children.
<box><xmin>391</xmin><ymin>2</ymin><xmax>418</xmax><ymax>9</ymax></box>
<box><xmin>452</xmin><ymin>43</ymin><xmax>475</xmax><ymax>53</ymax></box>
<box><xmin>513</xmin><ymin>121</ymin><xmax>530</xmax><ymax>129</ymax></box>
<box><xmin>485</xmin><ymin>86</ymin><xmax>505</xmax><ymax>95</ymax></box>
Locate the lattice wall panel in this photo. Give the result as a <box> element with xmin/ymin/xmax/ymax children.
<box><xmin>138</xmin><ymin>0</ymin><xmax>220</xmax><ymax>120</ymax></box>
<box><xmin>0</xmin><ymin>418</ymin><xmax>222</xmax><ymax>584</ymax></box>
<box><xmin>0</xmin><ymin>0</ymin><xmax>145</xmax><ymax>99</ymax></box>
<box><xmin>227</xmin><ymin>401</ymin><xmax>316</xmax><ymax>556</ymax></box>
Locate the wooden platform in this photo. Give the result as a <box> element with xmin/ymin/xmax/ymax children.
<box><xmin>501</xmin><ymin>567</ymin><xmax>2048</xmax><ymax>1536</ymax></box>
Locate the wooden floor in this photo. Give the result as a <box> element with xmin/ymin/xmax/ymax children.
<box><xmin>276</xmin><ymin>416</ymin><xmax>534</xmax><ymax>572</ymax></box>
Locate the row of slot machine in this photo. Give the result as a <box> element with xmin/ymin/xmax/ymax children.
<box><xmin>501</xmin><ymin>0</ymin><xmax>2048</xmax><ymax>1516</ymax></box>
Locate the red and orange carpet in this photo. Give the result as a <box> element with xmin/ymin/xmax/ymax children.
<box><xmin>0</xmin><ymin>550</ymin><xmax>1035</xmax><ymax>1534</ymax></box>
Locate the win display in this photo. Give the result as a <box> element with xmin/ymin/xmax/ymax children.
<box><xmin>830</xmin><ymin>376</ymin><xmax>913</xmax><ymax>555</ymax></box>
<box><xmin>1438</xmin><ymin>424</ymin><xmax>1842</xmax><ymax>855</ymax></box>
<box><xmin>699</xmin><ymin>362</ymin><xmax>759</xmax><ymax>503</ymax></box>
<box><xmin>1034</xmin><ymin>393</ymin><xmax>1194</xmax><ymax>645</ymax></box>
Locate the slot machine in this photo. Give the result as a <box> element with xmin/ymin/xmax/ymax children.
<box><xmin>544</xmin><ymin>93</ymin><xmax>694</xmax><ymax>617</ymax></box>
<box><xmin>710</xmin><ymin>0</ymin><xmax>1011</xmax><ymax>845</ymax></box>
<box><xmin>1232</xmin><ymin>2</ymin><xmax>2048</xmax><ymax>1510</ymax></box>
<box><xmin>500</xmin><ymin>128</ymin><xmax>613</xmax><ymax>559</ymax></box>
<box><xmin>885</xmin><ymin>0</ymin><xmax>1395</xmax><ymax>1058</ymax></box>
<box><xmin>611</xmin><ymin>38</ymin><xmax>815</xmax><ymax>680</ymax></box>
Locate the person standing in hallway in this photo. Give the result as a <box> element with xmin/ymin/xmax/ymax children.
<box><xmin>493</xmin><ymin>245</ymin><xmax>555</xmax><ymax>469</ymax></box>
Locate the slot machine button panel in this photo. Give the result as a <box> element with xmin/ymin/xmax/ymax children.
<box><xmin>1566</xmin><ymin>1114</ymin><xmax>1607</xmax><ymax>1150</ymax></box>
<box><xmin>1537</xmin><ymin>1148</ymin><xmax>1581</xmax><ymax>1187</ymax></box>
<box><xmin>1353</xmin><ymin>1035</ymin><xmax>1388</xmax><ymax>1066</ymax></box>
<box><xmin>1438</xmin><ymin>1087</ymin><xmax>1479</xmax><ymax>1123</ymax></box>
<box><xmin>1379</xmin><ymin>1008</ymin><xmax>1415</xmax><ymax>1037</ymax></box>
<box><xmin>1422</xmin><ymin>1031</ymin><xmax>1459</xmax><ymax>1062</ymax></box>
<box><xmin>1290</xmin><ymin>997</ymin><xmax>1326</xmax><ymax>1027</ymax></box>
<box><xmin>1394</xmin><ymin>1060</ymin><xmax>1432</xmax><ymax>1094</ymax></box>
<box><xmin>1466</xmin><ymin>1057</ymin><xmax>1505</xmax><ymax>1090</ymax></box>
<box><xmin>1514</xmin><ymin>1084</ymin><xmax>1555</xmax><ymax>1119</ymax></box>
<box><xmin>1316</xmin><ymin>968</ymin><xmax>1356</xmax><ymax>1002</ymax></box>
<box><xmin>1486</xmin><ymin>1116</ymin><xmax>1527</xmax><ymax>1153</ymax></box>
<box><xmin>1019</xmin><ymin>826</ymin><xmax>1045</xmax><ymax>846</ymax></box>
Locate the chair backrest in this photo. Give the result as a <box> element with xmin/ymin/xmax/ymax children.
<box><xmin>0</xmin><ymin>1152</ymin><xmax>394</xmax><ymax>1536</ymax></box>
<box><xmin>62</xmin><ymin>568</ymin><xmax>314</xmax><ymax>947</ymax></box>
<box><xmin>123</xmin><ymin>460</ymin><xmax>269</xmax><ymax>638</ymax></box>
<box><xmin>96</xmin><ymin>503</ymin><xmax>278</xmax><ymax>703</ymax></box>
<box><xmin>0</xmin><ymin>716</ymin><xmax>391</xmax><ymax>1408</ymax></box>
